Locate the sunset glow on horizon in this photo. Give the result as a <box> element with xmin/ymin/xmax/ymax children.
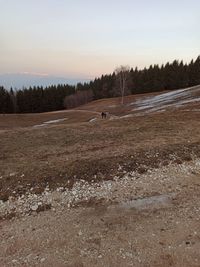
<box><xmin>0</xmin><ymin>0</ymin><xmax>199</xmax><ymax>81</ymax></box>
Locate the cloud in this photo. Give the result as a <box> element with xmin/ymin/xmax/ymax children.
<box><xmin>20</xmin><ymin>72</ymin><xmax>49</xmax><ymax>77</ymax></box>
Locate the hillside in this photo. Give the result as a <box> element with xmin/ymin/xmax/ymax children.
<box><xmin>1</xmin><ymin>84</ymin><xmax>200</xmax><ymax>130</ymax></box>
<box><xmin>0</xmin><ymin>85</ymin><xmax>200</xmax><ymax>267</ymax></box>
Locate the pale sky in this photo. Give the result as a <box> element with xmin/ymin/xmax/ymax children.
<box><xmin>0</xmin><ymin>0</ymin><xmax>200</xmax><ymax>80</ymax></box>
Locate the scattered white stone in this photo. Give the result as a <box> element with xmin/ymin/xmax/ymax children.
<box><xmin>30</xmin><ymin>204</ymin><xmax>39</xmax><ymax>211</ymax></box>
<box><xmin>78</xmin><ymin>230</ymin><xmax>83</xmax><ymax>236</ymax></box>
<box><xmin>10</xmin><ymin>172</ymin><xmax>16</xmax><ymax>177</ymax></box>
<box><xmin>1</xmin><ymin>158</ymin><xmax>200</xmax><ymax>220</ymax></box>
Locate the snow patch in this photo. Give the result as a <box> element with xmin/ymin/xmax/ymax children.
<box><xmin>132</xmin><ymin>85</ymin><xmax>200</xmax><ymax>114</ymax></box>
<box><xmin>120</xmin><ymin>114</ymin><xmax>134</xmax><ymax>119</ymax></box>
<box><xmin>89</xmin><ymin>118</ymin><xmax>97</xmax><ymax>123</ymax></box>
<box><xmin>33</xmin><ymin>118</ymin><xmax>67</xmax><ymax>128</ymax></box>
<box><xmin>44</xmin><ymin>118</ymin><xmax>67</xmax><ymax>124</ymax></box>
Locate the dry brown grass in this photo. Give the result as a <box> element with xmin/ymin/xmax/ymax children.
<box><xmin>0</xmin><ymin>103</ymin><xmax>200</xmax><ymax>200</ymax></box>
<box><xmin>1</xmin><ymin>90</ymin><xmax>200</xmax><ymax>267</ymax></box>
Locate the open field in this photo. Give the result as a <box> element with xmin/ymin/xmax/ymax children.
<box><xmin>0</xmin><ymin>85</ymin><xmax>200</xmax><ymax>266</ymax></box>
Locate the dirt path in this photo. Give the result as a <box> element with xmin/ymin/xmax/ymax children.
<box><xmin>1</xmin><ymin>160</ymin><xmax>200</xmax><ymax>267</ymax></box>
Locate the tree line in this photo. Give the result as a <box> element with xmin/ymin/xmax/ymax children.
<box><xmin>0</xmin><ymin>84</ymin><xmax>76</xmax><ymax>113</ymax></box>
<box><xmin>0</xmin><ymin>56</ymin><xmax>200</xmax><ymax>113</ymax></box>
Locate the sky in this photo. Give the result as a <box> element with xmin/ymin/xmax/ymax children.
<box><xmin>0</xmin><ymin>0</ymin><xmax>200</xmax><ymax>84</ymax></box>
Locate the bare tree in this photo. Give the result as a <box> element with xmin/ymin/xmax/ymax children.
<box><xmin>64</xmin><ymin>89</ymin><xmax>93</xmax><ymax>109</ymax></box>
<box><xmin>115</xmin><ymin>65</ymin><xmax>130</xmax><ymax>105</ymax></box>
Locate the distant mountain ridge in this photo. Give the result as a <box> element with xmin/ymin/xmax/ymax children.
<box><xmin>0</xmin><ymin>73</ymin><xmax>90</xmax><ymax>89</ymax></box>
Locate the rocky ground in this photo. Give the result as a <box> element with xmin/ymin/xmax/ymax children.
<box><xmin>0</xmin><ymin>158</ymin><xmax>200</xmax><ymax>267</ymax></box>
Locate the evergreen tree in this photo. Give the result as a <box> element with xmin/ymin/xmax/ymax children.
<box><xmin>2</xmin><ymin>56</ymin><xmax>200</xmax><ymax>114</ymax></box>
<box><xmin>0</xmin><ymin>86</ymin><xmax>13</xmax><ymax>113</ymax></box>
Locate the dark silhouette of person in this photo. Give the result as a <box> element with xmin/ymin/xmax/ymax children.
<box><xmin>101</xmin><ymin>112</ymin><xmax>107</xmax><ymax>119</ymax></box>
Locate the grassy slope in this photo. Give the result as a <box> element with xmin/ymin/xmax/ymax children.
<box><xmin>1</xmin><ymin>86</ymin><xmax>200</xmax><ymax>200</ymax></box>
<box><xmin>0</xmin><ymin>107</ymin><xmax>200</xmax><ymax>200</ymax></box>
